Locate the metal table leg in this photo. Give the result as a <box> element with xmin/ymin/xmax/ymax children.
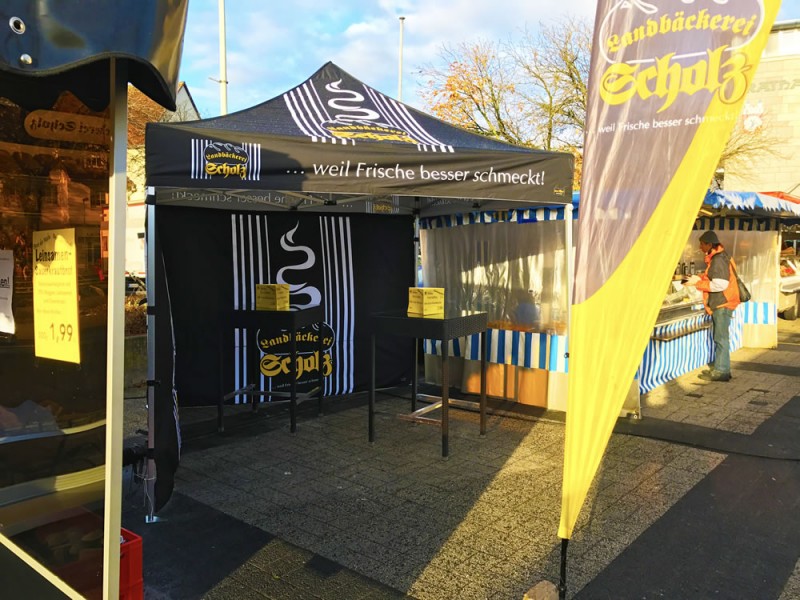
<box><xmin>480</xmin><ymin>330</ymin><xmax>487</xmax><ymax>436</ymax></box>
<box><xmin>290</xmin><ymin>325</ymin><xmax>297</xmax><ymax>433</ymax></box>
<box><xmin>411</xmin><ymin>337</ymin><xmax>418</xmax><ymax>412</ymax></box>
<box><xmin>369</xmin><ymin>332</ymin><xmax>376</xmax><ymax>443</ymax></box>
<box><xmin>317</xmin><ymin>318</ymin><xmax>324</xmax><ymax>416</ymax></box>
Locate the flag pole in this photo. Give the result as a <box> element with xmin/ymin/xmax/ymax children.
<box><xmin>218</xmin><ymin>0</ymin><xmax>228</xmax><ymax>115</ymax></box>
<box><xmin>398</xmin><ymin>16</ymin><xmax>405</xmax><ymax>102</ymax></box>
<box><xmin>558</xmin><ymin>538</ymin><xmax>569</xmax><ymax>599</ymax></box>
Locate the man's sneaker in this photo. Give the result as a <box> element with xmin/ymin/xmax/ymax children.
<box><xmin>698</xmin><ymin>370</ymin><xmax>731</xmax><ymax>382</ymax></box>
<box><xmin>701</xmin><ymin>368</ymin><xmax>732</xmax><ymax>379</ymax></box>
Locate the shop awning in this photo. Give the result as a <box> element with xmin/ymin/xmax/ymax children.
<box><xmin>761</xmin><ymin>191</ymin><xmax>800</xmax><ymax>204</ymax></box>
<box><xmin>0</xmin><ymin>0</ymin><xmax>188</xmax><ymax>111</ymax></box>
<box><xmin>703</xmin><ymin>190</ymin><xmax>800</xmax><ymax>218</ymax></box>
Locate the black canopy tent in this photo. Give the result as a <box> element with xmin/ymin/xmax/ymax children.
<box><xmin>144</xmin><ymin>62</ymin><xmax>574</xmax><ymax>513</ymax></box>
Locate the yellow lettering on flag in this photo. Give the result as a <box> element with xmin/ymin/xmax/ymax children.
<box><xmin>32</xmin><ymin>228</ymin><xmax>81</xmax><ymax>364</ymax></box>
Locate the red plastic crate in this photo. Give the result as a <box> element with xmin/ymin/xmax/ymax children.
<box><xmin>119</xmin><ymin>528</ymin><xmax>143</xmax><ymax>600</ymax></box>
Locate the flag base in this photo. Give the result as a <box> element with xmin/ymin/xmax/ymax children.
<box><xmin>523</xmin><ymin>581</ymin><xmax>558</xmax><ymax>599</ymax></box>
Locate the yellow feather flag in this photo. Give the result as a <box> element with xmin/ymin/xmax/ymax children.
<box><xmin>559</xmin><ymin>0</ymin><xmax>782</xmax><ymax>541</ymax></box>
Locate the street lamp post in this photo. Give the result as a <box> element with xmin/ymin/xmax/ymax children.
<box><xmin>398</xmin><ymin>16</ymin><xmax>405</xmax><ymax>102</ymax></box>
<box><xmin>218</xmin><ymin>0</ymin><xmax>228</xmax><ymax>115</ymax></box>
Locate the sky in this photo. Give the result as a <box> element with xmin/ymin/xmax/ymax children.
<box><xmin>178</xmin><ymin>0</ymin><xmax>800</xmax><ymax>119</ymax></box>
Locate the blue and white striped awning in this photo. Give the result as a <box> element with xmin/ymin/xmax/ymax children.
<box><xmin>704</xmin><ymin>190</ymin><xmax>800</xmax><ymax>218</ymax></box>
<box><xmin>741</xmin><ymin>301</ymin><xmax>777</xmax><ymax>325</ymax></box>
<box><xmin>420</xmin><ymin>189</ymin><xmax>798</xmax><ymax>230</ymax></box>
<box><xmin>424</xmin><ymin>329</ymin><xmax>569</xmax><ymax>373</ymax></box>
<box><xmin>693</xmin><ymin>217</ymin><xmax>780</xmax><ymax>231</ymax></box>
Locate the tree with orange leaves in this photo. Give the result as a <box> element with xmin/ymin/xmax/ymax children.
<box><xmin>421</xmin><ymin>19</ymin><xmax>590</xmax><ymax>190</ymax></box>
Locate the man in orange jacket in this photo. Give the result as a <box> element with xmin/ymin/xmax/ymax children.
<box><xmin>685</xmin><ymin>231</ymin><xmax>741</xmax><ymax>382</ymax></box>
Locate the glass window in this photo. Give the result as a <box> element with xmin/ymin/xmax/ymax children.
<box><xmin>0</xmin><ymin>92</ymin><xmax>109</xmax><ymax>598</ymax></box>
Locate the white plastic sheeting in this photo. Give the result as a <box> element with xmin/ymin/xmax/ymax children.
<box><xmin>420</xmin><ymin>219</ymin><xmax>570</xmax><ymax>333</ymax></box>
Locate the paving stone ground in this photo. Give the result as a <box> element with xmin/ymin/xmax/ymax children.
<box><xmin>122</xmin><ymin>317</ymin><xmax>800</xmax><ymax>599</ymax></box>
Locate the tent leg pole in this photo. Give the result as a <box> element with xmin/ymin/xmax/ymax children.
<box><xmin>102</xmin><ymin>57</ymin><xmax>127</xmax><ymax>600</ymax></box>
<box><xmin>413</xmin><ymin>200</ymin><xmax>420</xmax><ymax>406</ymax></box>
<box><xmin>565</xmin><ymin>203</ymin><xmax>574</xmax><ymax>323</ymax></box>
<box><xmin>145</xmin><ymin>202</ymin><xmax>159</xmax><ymax>523</ymax></box>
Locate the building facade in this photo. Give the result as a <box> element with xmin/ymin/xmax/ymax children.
<box><xmin>725</xmin><ymin>20</ymin><xmax>800</xmax><ymax>193</ymax></box>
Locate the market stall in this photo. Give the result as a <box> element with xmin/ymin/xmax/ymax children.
<box><xmin>637</xmin><ymin>190</ymin><xmax>800</xmax><ymax>399</ymax></box>
<box><xmin>144</xmin><ymin>62</ymin><xmax>574</xmax><ymax>515</ymax></box>
<box><xmin>419</xmin><ymin>189</ymin><xmax>800</xmax><ymax>414</ymax></box>
<box><xmin>419</xmin><ymin>202</ymin><xmax>574</xmax><ymax>411</ymax></box>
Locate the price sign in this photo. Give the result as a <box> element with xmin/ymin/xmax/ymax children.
<box><xmin>0</xmin><ymin>249</ymin><xmax>14</xmax><ymax>335</ymax></box>
<box><xmin>32</xmin><ymin>228</ymin><xmax>81</xmax><ymax>364</ymax></box>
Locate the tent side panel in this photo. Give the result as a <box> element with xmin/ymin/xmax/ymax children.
<box><xmin>155</xmin><ymin>207</ymin><xmax>415</xmax><ymax>407</ymax></box>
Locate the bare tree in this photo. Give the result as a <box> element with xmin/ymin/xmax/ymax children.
<box><xmin>420</xmin><ymin>40</ymin><xmax>528</xmax><ymax>146</ymax></box>
<box><xmin>715</xmin><ymin>113</ymin><xmax>786</xmax><ymax>188</ymax></box>
<box><xmin>510</xmin><ymin>19</ymin><xmax>591</xmax><ymax>151</ymax></box>
<box><xmin>420</xmin><ymin>18</ymin><xmax>591</xmax><ymax>188</ymax></box>
<box><xmin>126</xmin><ymin>84</ymin><xmax>199</xmax><ymax>195</ymax></box>
<box><xmin>420</xmin><ymin>17</ymin><xmax>777</xmax><ymax>191</ymax></box>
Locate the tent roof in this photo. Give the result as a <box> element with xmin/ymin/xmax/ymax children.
<box><xmin>145</xmin><ymin>62</ymin><xmax>574</xmax><ymax>216</ymax></box>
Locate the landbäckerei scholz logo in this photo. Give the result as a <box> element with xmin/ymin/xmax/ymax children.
<box><xmin>204</xmin><ymin>142</ymin><xmax>248</xmax><ymax>178</ymax></box>
<box><xmin>598</xmin><ymin>0</ymin><xmax>764</xmax><ymax>112</ymax></box>
<box><xmin>191</xmin><ymin>140</ymin><xmax>261</xmax><ymax>181</ymax></box>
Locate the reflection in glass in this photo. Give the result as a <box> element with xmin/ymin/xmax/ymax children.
<box><xmin>0</xmin><ymin>92</ymin><xmax>109</xmax><ymax>598</ymax></box>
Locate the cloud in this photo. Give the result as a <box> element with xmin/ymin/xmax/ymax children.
<box><xmin>178</xmin><ymin>0</ymin><xmax>796</xmax><ymax>117</ymax></box>
<box><xmin>181</xmin><ymin>0</ymin><xmax>600</xmax><ymax>115</ymax></box>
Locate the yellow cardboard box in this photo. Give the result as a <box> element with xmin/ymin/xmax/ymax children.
<box><xmin>256</xmin><ymin>284</ymin><xmax>290</xmax><ymax>311</ymax></box>
<box><xmin>408</xmin><ymin>287</ymin><xmax>444</xmax><ymax>317</ymax></box>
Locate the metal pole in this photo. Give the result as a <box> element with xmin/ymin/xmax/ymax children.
<box><xmin>558</xmin><ymin>538</ymin><xmax>569</xmax><ymax>599</ymax></box>
<box><xmin>398</xmin><ymin>16</ymin><xmax>405</xmax><ymax>102</ymax></box>
<box><xmin>219</xmin><ymin>0</ymin><xmax>228</xmax><ymax>115</ymax></box>
<box><xmin>565</xmin><ymin>202</ymin><xmax>574</xmax><ymax>330</ymax></box>
<box><xmin>144</xmin><ymin>200</ymin><xmax>158</xmax><ymax>522</ymax></box>
<box><xmin>102</xmin><ymin>56</ymin><xmax>127</xmax><ymax>600</ymax></box>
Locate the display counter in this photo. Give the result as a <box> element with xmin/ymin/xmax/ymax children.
<box><xmin>638</xmin><ymin>281</ymin><xmax>710</xmax><ymax>395</ymax></box>
<box><xmin>652</xmin><ymin>282</ymin><xmax>708</xmax><ymax>338</ymax></box>
<box><xmin>637</xmin><ymin>276</ymin><xmax>749</xmax><ymax>398</ymax></box>
<box><xmin>423</xmin><ymin>323</ymin><xmax>568</xmax><ymax>411</ymax></box>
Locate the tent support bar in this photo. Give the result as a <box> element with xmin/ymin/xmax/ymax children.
<box><xmin>145</xmin><ymin>201</ymin><xmax>159</xmax><ymax>524</ymax></box>
<box><xmin>102</xmin><ymin>56</ymin><xmax>127</xmax><ymax>600</ymax></box>
<box><xmin>565</xmin><ymin>203</ymin><xmax>573</xmax><ymax>340</ymax></box>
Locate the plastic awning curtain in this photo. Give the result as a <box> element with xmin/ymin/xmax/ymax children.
<box><xmin>145</xmin><ymin>62</ymin><xmax>574</xmax><ymax>216</ymax></box>
<box><xmin>559</xmin><ymin>0</ymin><xmax>781</xmax><ymax>540</ymax></box>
